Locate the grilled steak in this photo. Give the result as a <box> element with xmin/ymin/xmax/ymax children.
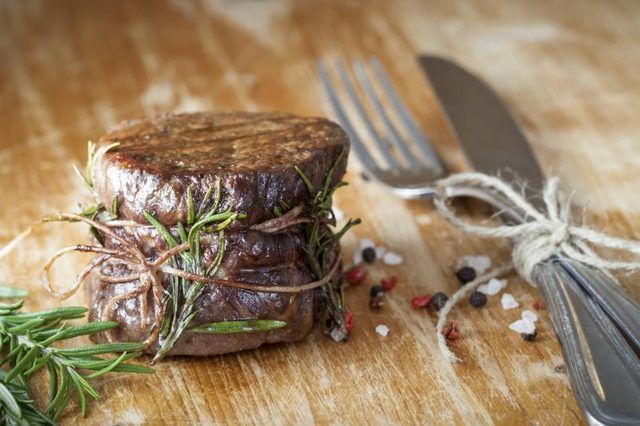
<box><xmin>86</xmin><ymin>112</ymin><xmax>350</xmax><ymax>357</ymax></box>
<box><xmin>92</xmin><ymin>112</ymin><xmax>349</xmax><ymax>226</ymax></box>
<box><xmin>88</xmin><ymin>227</ymin><xmax>334</xmax><ymax>356</ymax></box>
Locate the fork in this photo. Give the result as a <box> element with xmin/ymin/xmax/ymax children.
<box><xmin>317</xmin><ymin>57</ymin><xmax>640</xmax><ymax>424</ymax></box>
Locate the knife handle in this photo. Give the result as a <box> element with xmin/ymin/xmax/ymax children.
<box><xmin>536</xmin><ymin>260</ymin><xmax>640</xmax><ymax>425</ymax></box>
<box><xmin>559</xmin><ymin>258</ymin><xmax>640</xmax><ymax>350</ymax></box>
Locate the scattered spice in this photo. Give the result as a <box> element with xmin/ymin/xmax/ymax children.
<box><xmin>459</xmin><ymin>255</ymin><xmax>492</xmax><ymax>274</ymax></box>
<box><xmin>478</xmin><ymin>278</ymin><xmax>507</xmax><ymax>295</ymax></box>
<box><xmin>522</xmin><ymin>309</ymin><xmax>538</xmax><ymax>323</ymax></box>
<box><xmin>362</xmin><ymin>246</ymin><xmax>376</xmax><ymax>263</ymax></box>
<box><xmin>509</xmin><ymin>319</ymin><xmax>535</xmax><ymax>335</ymax></box>
<box><xmin>330</xmin><ymin>327</ymin><xmax>347</xmax><ymax>342</ymax></box>
<box><xmin>455</xmin><ymin>266</ymin><xmax>476</xmax><ymax>284</ymax></box>
<box><xmin>382</xmin><ymin>251</ymin><xmax>403</xmax><ymax>265</ymax></box>
<box><xmin>442</xmin><ymin>322</ymin><xmax>460</xmax><ymax>341</ymax></box>
<box><xmin>469</xmin><ymin>291</ymin><xmax>487</xmax><ymax>308</ymax></box>
<box><xmin>353</xmin><ymin>239</ymin><xmax>386</xmax><ymax>264</ymax></box>
<box><xmin>533</xmin><ymin>299</ymin><xmax>546</xmax><ymax>311</ymax></box>
<box><xmin>500</xmin><ymin>293</ymin><xmax>519</xmax><ymax>310</ymax></box>
<box><xmin>369</xmin><ymin>293</ymin><xmax>385</xmax><ymax>309</ymax></box>
<box><xmin>375</xmin><ymin>324</ymin><xmax>389</xmax><ymax>337</ymax></box>
<box><xmin>345</xmin><ymin>264</ymin><xmax>367</xmax><ymax>285</ymax></box>
<box><xmin>411</xmin><ymin>295</ymin><xmax>432</xmax><ymax>309</ymax></box>
<box><xmin>432</xmin><ymin>292</ymin><xmax>449</xmax><ymax>311</ymax></box>
<box><xmin>521</xmin><ymin>329</ymin><xmax>537</xmax><ymax>342</ymax></box>
<box><xmin>344</xmin><ymin>312</ymin><xmax>355</xmax><ymax>331</ymax></box>
<box><xmin>370</xmin><ymin>284</ymin><xmax>384</xmax><ymax>297</ymax></box>
<box><xmin>381</xmin><ymin>275</ymin><xmax>398</xmax><ymax>291</ymax></box>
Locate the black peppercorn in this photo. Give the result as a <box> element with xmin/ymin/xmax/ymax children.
<box><xmin>370</xmin><ymin>284</ymin><xmax>384</xmax><ymax>297</ymax></box>
<box><xmin>455</xmin><ymin>266</ymin><xmax>476</xmax><ymax>284</ymax></box>
<box><xmin>521</xmin><ymin>330</ymin><xmax>537</xmax><ymax>341</ymax></box>
<box><xmin>469</xmin><ymin>291</ymin><xmax>487</xmax><ymax>308</ymax></box>
<box><xmin>369</xmin><ymin>293</ymin><xmax>385</xmax><ymax>309</ymax></box>
<box><xmin>432</xmin><ymin>292</ymin><xmax>449</xmax><ymax>311</ymax></box>
<box><xmin>362</xmin><ymin>247</ymin><xmax>376</xmax><ymax>263</ymax></box>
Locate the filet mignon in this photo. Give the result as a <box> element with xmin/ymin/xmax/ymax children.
<box><xmin>86</xmin><ymin>112</ymin><xmax>350</xmax><ymax>357</ymax></box>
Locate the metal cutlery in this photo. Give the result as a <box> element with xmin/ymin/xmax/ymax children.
<box><xmin>317</xmin><ymin>56</ymin><xmax>640</xmax><ymax>424</ymax></box>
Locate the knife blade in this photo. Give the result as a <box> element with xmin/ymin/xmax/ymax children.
<box><xmin>419</xmin><ymin>55</ymin><xmax>640</xmax><ymax>424</ymax></box>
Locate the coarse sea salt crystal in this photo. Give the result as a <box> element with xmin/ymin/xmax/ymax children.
<box><xmin>501</xmin><ymin>293</ymin><xmax>519</xmax><ymax>310</ymax></box>
<box><xmin>375</xmin><ymin>324</ymin><xmax>389</xmax><ymax>337</ymax></box>
<box><xmin>509</xmin><ymin>319</ymin><xmax>536</xmax><ymax>335</ymax></box>
<box><xmin>478</xmin><ymin>278</ymin><xmax>507</xmax><ymax>296</ymax></box>
<box><xmin>333</xmin><ymin>206</ymin><xmax>345</xmax><ymax>221</ymax></box>
<box><xmin>382</xmin><ymin>251</ymin><xmax>403</xmax><ymax>265</ymax></box>
<box><xmin>522</xmin><ymin>309</ymin><xmax>538</xmax><ymax>323</ymax></box>
<box><xmin>360</xmin><ymin>238</ymin><xmax>375</xmax><ymax>249</ymax></box>
<box><xmin>330</xmin><ymin>328</ymin><xmax>347</xmax><ymax>342</ymax></box>
<box><xmin>460</xmin><ymin>255</ymin><xmax>492</xmax><ymax>274</ymax></box>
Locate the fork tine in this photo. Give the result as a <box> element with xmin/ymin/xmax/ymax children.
<box><xmin>334</xmin><ymin>59</ymin><xmax>400</xmax><ymax>171</ymax></box>
<box><xmin>370</xmin><ymin>57</ymin><xmax>444</xmax><ymax>173</ymax></box>
<box><xmin>352</xmin><ymin>60</ymin><xmax>422</xmax><ymax>170</ymax></box>
<box><xmin>316</xmin><ymin>60</ymin><xmax>381</xmax><ymax>175</ymax></box>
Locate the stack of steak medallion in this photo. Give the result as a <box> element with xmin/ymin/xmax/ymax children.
<box><xmin>87</xmin><ymin>112</ymin><xmax>350</xmax><ymax>357</ymax></box>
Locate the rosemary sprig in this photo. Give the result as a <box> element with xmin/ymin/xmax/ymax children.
<box><xmin>147</xmin><ymin>179</ymin><xmax>245</xmax><ymax>363</ymax></box>
<box><xmin>0</xmin><ymin>297</ymin><xmax>153</xmax><ymax>423</ymax></box>
<box><xmin>295</xmin><ymin>148</ymin><xmax>360</xmax><ymax>339</ymax></box>
<box><xmin>189</xmin><ymin>320</ymin><xmax>286</xmax><ymax>334</ymax></box>
<box><xmin>72</xmin><ymin>141</ymin><xmax>120</xmax><ymax>193</ymax></box>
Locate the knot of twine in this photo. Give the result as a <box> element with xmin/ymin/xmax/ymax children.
<box><xmin>432</xmin><ymin>172</ymin><xmax>640</xmax><ymax>363</ymax></box>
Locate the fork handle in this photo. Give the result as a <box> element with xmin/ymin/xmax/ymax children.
<box><xmin>536</xmin><ymin>260</ymin><xmax>640</xmax><ymax>425</ymax></box>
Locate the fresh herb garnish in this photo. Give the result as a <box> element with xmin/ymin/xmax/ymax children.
<box><xmin>189</xmin><ymin>319</ymin><xmax>286</xmax><ymax>334</ymax></box>
<box><xmin>72</xmin><ymin>142</ymin><xmax>120</xmax><ymax>194</ymax></box>
<box><xmin>295</xmin><ymin>148</ymin><xmax>360</xmax><ymax>339</ymax></box>
<box><xmin>0</xmin><ymin>296</ymin><xmax>152</xmax><ymax>424</ymax></box>
<box><xmin>146</xmin><ymin>178</ymin><xmax>245</xmax><ymax>363</ymax></box>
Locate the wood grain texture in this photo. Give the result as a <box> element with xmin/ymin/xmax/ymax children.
<box><xmin>1</xmin><ymin>0</ymin><xmax>639</xmax><ymax>424</ymax></box>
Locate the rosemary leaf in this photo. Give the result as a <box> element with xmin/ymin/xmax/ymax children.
<box><xmin>56</xmin><ymin>342</ymin><xmax>145</xmax><ymax>357</ymax></box>
<box><xmin>144</xmin><ymin>211</ymin><xmax>178</xmax><ymax>248</ymax></box>
<box><xmin>1</xmin><ymin>307</ymin><xmax>87</xmax><ymax>322</ymax></box>
<box><xmin>70</xmin><ymin>372</ymin><xmax>87</xmax><ymax>417</ymax></box>
<box><xmin>294</xmin><ymin>165</ymin><xmax>314</xmax><ymax>193</ymax></box>
<box><xmin>111</xmin><ymin>197</ymin><xmax>119</xmax><ymax>217</ymax></box>
<box><xmin>72</xmin><ymin>164</ymin><xmax>92</xmax><ymax>191</ymax></box>
<box><xmin>187</xmin><ymin>186</ymin><xmax>196</xmax><ymax>226</ymax></box>
<box><xmin>189</xmin><ymin>320</ymin><xmax>287</xmax><ymax>334</ymax></box>
<box><xmin>33</xmin><ymin>321</ymin><xmax>119</xmax><ymax>344</ymax></box>
<box><xmin>0</xmin><ymin>381</ymin><xmax>21</xmax><ymax>418</ymax></box>
<box><xmin>85</xmin><ymin>351</ymin><xmax>128</xmax><ymax>379</ymax></box>
<box><xmin>0</xmin><ymin>286</ymin><xmax>28</xmax><ymax>299</ymax></box>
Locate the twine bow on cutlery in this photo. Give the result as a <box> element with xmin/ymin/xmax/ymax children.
<box><xmin>432</xmin><ymin>172</ymin><xmax>640</xmax><ymax>362</ymax></box>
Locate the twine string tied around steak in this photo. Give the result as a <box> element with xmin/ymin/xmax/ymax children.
<box><xmin>2</xmin><ymin>208</ymin><xmax>342</xmax><ymax>349</ymax></box>
<box><xmin>432</xmin><ymin>172</ymin><xmax>640</xmax><ymax>362</ymax></box>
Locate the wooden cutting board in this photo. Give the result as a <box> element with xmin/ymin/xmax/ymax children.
<box><xmin>2</xmin><ymin>0</ymin><xmax>640</xmax><ymax>424</ymax></box>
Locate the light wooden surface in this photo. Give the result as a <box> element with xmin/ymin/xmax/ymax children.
<box><xmin>2</xmin><ymin>0</ymin><xmax>640</xmax><ymax>424</ymax></box>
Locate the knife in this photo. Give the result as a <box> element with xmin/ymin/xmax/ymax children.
<box><xmin>419</xmin><ymin>55</ymin><xmax>640</xmax><ymax>424</ymax></box>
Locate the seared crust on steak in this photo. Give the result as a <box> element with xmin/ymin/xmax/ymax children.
<box><xmin>92</xmin><ymin>112</ymin><xmax>349</xmax><ymax>226</ymax></box>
